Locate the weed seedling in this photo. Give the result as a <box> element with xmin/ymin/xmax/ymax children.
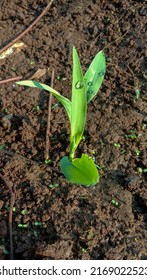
<box><xmin>0</xmin><ymin>245</ymin><xmax>9</xmax><ymax>255</ymax></box>
<box><xmin>48</xmin><ymin>183</ymin><xmax>59</xmax><ymax>189</ymax></box>
<box><xmin>125</xmin><ymin>130</ymin><xmax>137</xmax><ymax>140</ymax></box>
<box><xmin>134</xmin><ymin>149</ymin><xmax>140</xmax><ymax>156</ymax></box>
<box><xmin>142</xmin><ymin>123</ymin><xmax>147</xmax><ymax>129</ymax></box>
<box><xmin>52</xmin><ymin>103</ymin><xmax>58</xmax><ymax>109</ymax></box>
<box><xmin>34</xmin><ymin>105</ymin><xmax>41</xmax><ymax>111</ymax></box>
<box><xmin>21</xmin><ymin>209</ymin><xmax>27</xmax><ymax>215</ymax></box>
<box><xmin>18</xmin><ymin>224</ymin><xmax>27</xmax><ymax>228</ymax></box>
<box><xmin>57</xmin><ymin>74</ymin><xmax>66</xmax><ymax>81</ymax></box>
<box><xmin>113</xmin><ymin>143</ymin><xmax>121</xmax><ymax>148</ymax></box>
<box><xmin>16</xmin><ymin>47</ymin><xmax>106</xmax><ymax>186</ymax></box>
<box><xmin>34</xmin><ymin>221</ymin><xmax>42</xmax><ymax>226</ymax></box>
<box><xmin>111</xmin><ymin>199</ymin><xmax>119</xmax><ymax>207</ymax></box>
<box><xmin>45</xmin><ymin>159</ymin><xmax>52</xmax><ymax>164</ymax></box>
<box><xmin>135</xmin><ymin>88</ymin><xmax>140</xmax><ymax>99</ymax></box>
<box><xmin>138</xmin><ymin>167</ymin><xmax>147</xmax><ymax>174</ymax></box>
<box><xmin>0</xmin><ymin>144</ymin><xmax>5</xmax><ymax>150</ymax></box>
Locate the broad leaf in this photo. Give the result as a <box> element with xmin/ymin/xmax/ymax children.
<box><xmin>60</xmin><ymin>154</ymin><xmax>99</xmax><ymax>186</ymax></box>
<box><xmin>16</xmin><ymin>80</ymin><xmax>71</xmax><ymax>121</ymax></box>
<box><xmin>84</xmin><ymin>50</ymin><xmax>106</xmax><ymax>103</ymax></box>
<box><xmin>69</xmin><ymin>47</ymin><xmax>87</xmax><ymax>160</ymax></box>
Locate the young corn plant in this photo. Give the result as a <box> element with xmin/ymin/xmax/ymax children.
<box><xmin>16</xmin><ymin>47</ymin><xmax>106</xmax><ymax>186</ymax></box>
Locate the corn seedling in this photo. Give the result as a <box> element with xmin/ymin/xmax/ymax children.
<box><xmin>16</xmin><ymin>47</ymin><xmax>106</xmax><ymax>186</ymax></box>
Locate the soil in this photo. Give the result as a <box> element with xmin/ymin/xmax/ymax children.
<box><xmin>0</xmin><ymin>0</ymin><xmax>147</xmax><ymax>260</ymax></box>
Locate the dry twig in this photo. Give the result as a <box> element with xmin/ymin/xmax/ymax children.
<box><xmin>0</xmin><ymin>76</ymin><xmax>22</xmax><ymax>85</ymax></box>
<box><xmin>0</xmin><ymin>0</ymin><xmax>54</xmax><ymax>55</ymax></box>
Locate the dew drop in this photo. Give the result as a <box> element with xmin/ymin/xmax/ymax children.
<box><xmin>88</xmin><ymin>81</ymin><xmax>93</xmax><ymax>86</ymax></box>
<box><xmin>98</xmin><ymin>72</ymin><xmax>105</xmax><ymax>76</ymax></box>
<box><xmin>88</xmin><ymin>90</ymin><xmax>94</xmax><ymax>95</ymax></box>
<box><xmin>75</xmin><ymin>81</ymin><xmax>83</xmax><ymax>89</ymax></box>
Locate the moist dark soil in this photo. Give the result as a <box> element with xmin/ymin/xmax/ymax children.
<box><xmin>0</xmin><ymin>0</ymin><xmax>147</xmax><ymax>260</ymax></box>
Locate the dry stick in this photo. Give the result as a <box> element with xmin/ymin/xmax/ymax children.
<box><xmin>0</xmin><ymin>0</ymin><xmax>54</xmax><ymax>55</ymax></box>
<box><xmin>45</xmin><ymin>69</ymin><xmax>54</xmax><ymax>160</ymax></box>
<box><xmin>0</xmin><ymin>76</ymin><xmax>22</xmax><ymax>85</ymax></box>
<box><xmin>0</xmin><ymin>174</ymin><xmax>15</xmax><ymax>260</ymax></box>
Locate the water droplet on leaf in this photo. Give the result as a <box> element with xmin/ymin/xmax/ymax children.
<box><xmin>88</xmin><ymin>81</ymin><xmax>93</xmax><ymax>86</ymax></box>
<box><xmin>98</xmin><ymin>72</ymin><xmax>105</xmax><ymax>76</ymax></box>
<box><xmin>88</xmin><ymin>90</ymin><xmax>94</xmax><ymax>95</ymax></box>
<box><xmin>75</xmin><ymin>81</ymin><xmax>83</xmax><ymax>89</ymax></box>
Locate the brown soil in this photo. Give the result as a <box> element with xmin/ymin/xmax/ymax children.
<box><xmin>0</xmin><ymin>0</ymin><xmax>147</xmax><ymax>260</ymax></box>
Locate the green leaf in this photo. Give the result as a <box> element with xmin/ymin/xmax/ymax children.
<box><xmin>60</xmin><ymin>154</ymin><xmax>99</xmax><ymax>186</ymax></box>
<box><xmin>16</xmin><ymin>80</ymin><xmax>71</xmax><ymax>121</ymax></box>
<box><xmin>84</xmin><ymin>50</ymin><xmax>106</xmax><ymax>103</ymax></box>
<box><xmin>69</xmin><ymin>47</ymin><xmax>87</xmax><ymax>160</ymax></box>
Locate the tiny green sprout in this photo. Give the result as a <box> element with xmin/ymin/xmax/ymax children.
<box><xmin>135</xmin><ymin>149</ymin><xmax>140</xmax><ymax>156</ymax></box>
<box><xmin>135</xmin><ymin>88</ymin><xmax>140</xmax><ymax>99</ymax></box>
<box><xmin>96</xmin><ymin>165</ymin><xmax>105</xmax><ymax>170</ymax></box>
<box><xmin>52</xmin><ymin>103</ymin><xmax>58</xmax><ymax>109</ymax></box>
<box><xmin>4</xmin><ymin>203</ymin><xmax>10</xmax><ymax>211</ymax></box>
<box><xmin>81</xmin><ymin>248</ymin><xmax>87</xmax><ymax>253</ymax></box>
<box><xmin>0</xmin><ymin>144</ymin><xmax>5</xmax><ymax>150</ymax></box>
<box><xmin>87</xmin><ymin>231</ymin><xmax>93</xmax><ymax>240</ymax></box>
<box><xmin>11</xmin><ymin>67</ymin><xmax>17</xmax><ymax>72</ymax></box>
<box><xmin>57</xmin><ymin>75</ymin><xmax>66</xmax><ymax>81</ymax></box>
<box><xmin>126</xmin><ymin>130</ymin><xmax>137</xmax><ymax>139</ymax></box>
<box><xmin>142</xmin><ymin>123</ymin><xmax>147</xmax><ymax>130</ymax></box>
<box><xmin>111</xmin><ymin>199</ymin><xmax>119</xmax><ymax>207</ymax></box>
<box><xmin>16</xmin><ymin>47</ymin><xmax>106</xmax><ymax>186</ymax></box>
<box><xmin>79</xmin><ymin>195</ymin><xmax>87</xmax><ymax>201</ymax></box>
<box><xmin>34</xmin><ymin>221</ymin><xmax>42</xmax><ymax>226</ymax></box>
<box><xmin>4</xmin><ymin>108</ymin><xmax>8</xmax><ymax>113</ymax></box>
<box><xmin>3</xmin><ymin>248</ymin><xmax>9</xmax><ymax>255</ymax></box>
<box><xmin>121</xmin><ymin>149</ymin><xmax>126</xmax><ymax>154</ymax></box>
<box><xmin>138</xmin><ymin>167</ymin><xmax>147</xmax><ymax>174</ymax></box>
<box><xmin>34</xmin><ymin>105</ymin><xmax>41</xmax><ymax>111</ymax></box>
<box><xmin>33</xmin><ymin>231</ymin><xmax>38</xmax><ymax>237</ymax></box>
<box><xmin>5</xmin><ymin>204</ymin><xmax>16</xmax><ymax>211</ymax></box>
<box><xmin>45</xmin><ymin>159</ymin><xmax>52</xmax><ymax>164</ymax></box>
<box><xmin>30</xmin><ymin>60</ymin><xmax>35</xmax><ymax>65</ymax></box>
<box><xmin>91</xmin><ymin>150</ymin><xmax>96</xmax><ymax>155</ymax></box>
<box><xmin>138</xmin><ymin>167</ymin><xmax>143</xmax><ymax>174</ymax></box>
<box><xmin>21</xmin><ymin>209</ymin><xmax>27</xmax><ymax>215</ymax></box>
<box><xmin>113</xmin><ymin>143</ymin><xmax>121</xmax><ymax>148</ymax></box>
<box><xmin>18</xmin><ymin>224</ymin><xmax>27</xmax><ymax>228</ymax></box>
<box><xmin>48</xmin><ymin>183</ymin><xmax>59</xmax><ymax>188</ymax></box>
<box><xmin>0</xmin><ymin>246</ymin><xmax>9</xmax><ymax>255</ymax></box>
